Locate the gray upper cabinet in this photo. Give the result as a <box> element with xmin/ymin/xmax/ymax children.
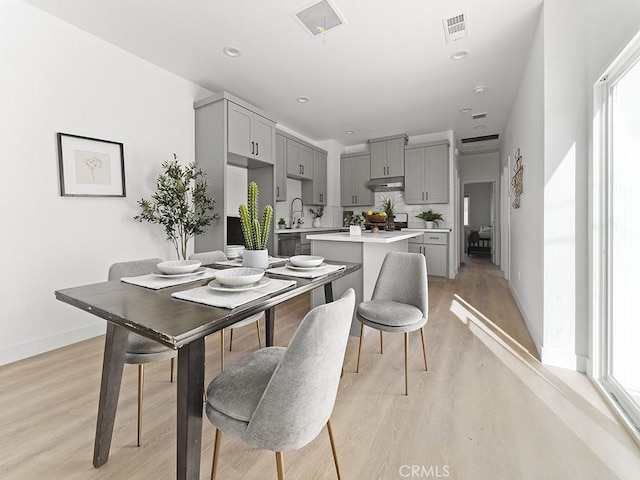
<box><xmin>369</xmin><ymin>134</ymin><xmax>408</xmax><ymax>179</ymax></box>
<box><xmin>228</xmin><ymin>101</ymin><xmax>275</xmax><ymax>163</ymax></box>
<box><xmin>404</xmin><ymin>142</ymin><xmax>449</xmax><ymax>204</ymax></box>
<box><xmin>302</xmin><ymin>149</ymin><xmax>327</xmax><ymax>205</ymax></box>
<box><xmin>286</xmin><ymin>139</ymin><xmax>313</xmax><ymax>179</ymax></box>
<box><xmin>341</xmin><ymin>153</ymin><xmax>373</xmax><ymax>207</ymax></box>
<box><xmin>275</xmin><ymin>134</ymin><xmax>287</xmax><ymax>201</ymax></box>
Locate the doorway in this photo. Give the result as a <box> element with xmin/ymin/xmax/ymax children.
<box><xmin>461</xmin><ymin>180</ymin><xmax>498</xmax><ymax>264</ymax></box>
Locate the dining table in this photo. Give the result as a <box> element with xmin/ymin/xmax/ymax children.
<box><xmin>54</xmin><ymin>258</ymin><xmax>360</xmax><ymax>480</ymax></box>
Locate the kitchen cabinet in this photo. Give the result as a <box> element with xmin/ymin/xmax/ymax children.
<box><xmin>404</xmin><ymin>141</ymin><xmax>449</xmax><ymax>204</ymax></box>
<box><xmin>228</xmin><ymin>101</ymin><xmax>275</xmax><ymax>163</ymax></box>
<box><xmin>302</xmin><ymin>149</ymin><xmax>327</xmax><ymax>205</ymax></box>
<box><xmin>408</xmin><ymin>231</ymin><xmax>448</xmax><ymax>277</ymax></box>
<box><xmin>275</xmin><ymin>134</ymin><xmax>287</xmax><ymax>201</ymax></box>
<box><xmin>369</xmin><ymin>134</ymin><xmax>407</xmax><ymax>179</ymax></box>
<box><xmin>341</xmin><ymin>153</ymin><xmax>374</xmax><ymax>207</ymax></box>
<box><xmin>286</xmin><ymin>139</ymin><xmax>313</xmax><ymax>179</ymax></box>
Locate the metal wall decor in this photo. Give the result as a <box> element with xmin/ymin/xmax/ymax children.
<box><xmin>511</xmin><ymin>148</ymin><xmax>523</xmax><ymax>209</ymax></box>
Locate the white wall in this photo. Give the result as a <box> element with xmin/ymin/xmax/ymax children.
<box><xmin>0</xmin><ymin>0</ymin><xmax>212</xmax><ymax>365</ymax></box>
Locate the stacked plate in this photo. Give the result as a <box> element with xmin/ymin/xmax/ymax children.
<box><xmin>225</xmin><ymin>245</ymin><xmax>245</xmax><ymax>259</ymax></box>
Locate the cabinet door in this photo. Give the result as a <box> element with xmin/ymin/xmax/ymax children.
<box><xmin>228</xmin><ymin>102</ymin><xmax>253</xmax><ymax>158</ymax></box>
<box><xmin>286</xmin><ymin>139</ymin><xmax>301</xmax><ymax>177</ymax></box>
<box><xmin>302</xmin><ymin>150</ymin><xmax>327</xmax><ymax>205</ymax></box>
<box><xmin>424</xmin><ymin>244</ymin><xmax>447</xmax><ymax>277</ymax></box>
<box><xmin>253</xmin><ymin>115</ymin><xmax>275</xmax><ymax>163</ymax></box>
<box><xmin>276</xmin><ymin>134</ymin><xmax>287</xmax><ymax>201</ymax></box>
<box><xmin>404</xmin><ymin>147</ymin><xmax>426</xmax><ymax>204</ymax></box>
<box><xmin>425</xmin><ymin>144</ymin><xmax>449</xmax><ymax>203</ymax></box>
<box><xmin>341</xmin><ymin>157</ymin><xmax>355</xmax><ymax>206</ymax></box>
<box><xmin>370</xmin><ymin>141</ymin><xmax>387</xmax><ymax>179</ymax></box>
<box><xmin>299</xmin><ymin>144</ymin><xmax>313</xmax><ymax>179</ymax></box>
<box><xmin>354</xmin><ymin>154</ymin><xmax>373</xmax><ymax>206</ymax></box>
<box><xmin>386</xmin><ymin>137</ymin><xmax>405</xmax><ymax>177</ymax></box>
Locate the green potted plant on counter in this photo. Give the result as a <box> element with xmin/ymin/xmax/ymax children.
<box><xmin>134</xmin><ymin>154</ymin><xmax>219</xmax><ymax>260</ymax></box>
<box><xmin>278</xmin><ymin>217</ymin><xmax>286</xmax><ymax>229</ymax></box>
<box><xmin>416</xmin><ymin>210</ymin><xmax>444</xmax><ymax>229</ymax></box>
<box><xmin>349</xmin><ymin>213</ymin><xmax>365</xmax><ymax>235</ymax></box>
<box><xmin>239</xmin><ymin>182</ymin><xmax>273</xmax><ymax>269</ymax></box>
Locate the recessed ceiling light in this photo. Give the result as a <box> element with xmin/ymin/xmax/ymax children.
<box><xmin>222</xmin><ymin>47</ymin><xmax>241</xmax><ymax>57</ymax></box>
<box><xmin>474</xmin><ymin>125</ymin><xmax>485</xmax><ymax>129</ymax></box>
<box><xmin>450</xmin><ymin>50</ymin><xmax>470</xmax><ymax>61</ymax></box>
<box><xmin>296</xmin><ymin>96</ymin><xmax>309</xmax><ymax>103</ymax></box>
<box><xmin>474</xmin><ymin>85</ymin><xmax>486</xmax><ymax>94</ymax></box>
<box><xmin>460</xmin><ymin>108</ymin><xmax>472</xmax><ymax>113</ymax></box>
<box><xmin>345</xmin><ymin>130</ymin><xmax>354</xmax><ymax>134</ymax></box>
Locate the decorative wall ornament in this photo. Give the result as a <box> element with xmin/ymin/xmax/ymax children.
<box><xmin>511</xmin><ymin>148</ymin><xmax>524</xmax><ymax>209</ymax></box>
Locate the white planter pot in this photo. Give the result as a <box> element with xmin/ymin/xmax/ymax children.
<box><xmin>349</xmin><ymin>226</ymin><xmax>362</xmax><ymax>236</ymax></box>
<box><xmin>242</xmin><ymin>249</ymin><xmax>269</xmax><ymax>269</ymax></box>
<box><xmin>313</xmin><ymin>217</ymin><xmax>321</xmax><ymax>228</ymax></box>
<box><xmin>425</xmin><ymin>221</ymin><xmax>435</xmax><ymax>229</ymax></box>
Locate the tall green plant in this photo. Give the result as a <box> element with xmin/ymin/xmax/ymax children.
<box><xmin>134</xmin><ymin>155</ymin><xmax>219</xmax><ymax>260</ymax></box>
<box><xmin>239</xmin><ymin>182</ymin><xmax>273</xmax><ymax>250</ymax></box>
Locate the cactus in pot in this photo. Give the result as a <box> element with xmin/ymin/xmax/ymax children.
<box><xmin>239</xmin><ymin>182</ymin><xmax>273</xmax><ymax>267</ymax></box>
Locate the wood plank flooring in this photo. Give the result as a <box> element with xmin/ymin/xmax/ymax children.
<box><xmin>1</xmin><ymin>257</ymin><xmax>639</xmax><ymax>479</ymax></box>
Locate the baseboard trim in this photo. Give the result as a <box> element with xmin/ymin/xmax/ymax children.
<box><xmin>0</xmin><ymin>323</ymin><xmax>105</xmax><ymax>366</ymax></box>
<box><xmin>508</xmin><ymin>282</ymin><xmax>542</xmax><ymax>357</ymax></box>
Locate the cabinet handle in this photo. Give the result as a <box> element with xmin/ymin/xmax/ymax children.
<box><xmin>299</xmin><ymin>165</ymin><xmax>302</xmax><ymax>174</ymax></box>
<box><xmin>251</xmin><ymin>141</ymin><xmax>255</xmax><ymax>155</ymax></box>
<box><xmin>426</xmin><ymin>191</ymin><xmax>429</xmax><ymax>200</ymax></box>
<box><xmin>421</xmin><ymin>192</ymin><xmax>424</xmax><ymax>201</ymax></box>
<box><xmin>256</xmin><ymin>142</ymin><xmax>259</xmax><ymax>156</ymax></box>
<box><xmin>302</xmin><ymin>164</ymin><xmax>304</xmax><ymax>175</ymax></box>
<box><xmin>277</xmin><ymin>186</ymin><xmax>280</xmax><ymax>197</ymax></box>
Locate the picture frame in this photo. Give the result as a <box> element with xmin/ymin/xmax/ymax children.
<box><xmin>57</xmin><ymin>132</ymin><xmax>126</xmax><ymax>197</ymax></box>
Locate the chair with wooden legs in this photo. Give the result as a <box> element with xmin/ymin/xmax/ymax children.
<box><xmin>108</xmin><ymin>258</ymin><xmax>178</xmax><ymax>446</ymax></box>
<box><xmin>356</xmin><ymin>252</ymin><xmax>429</xmax><ymax>395</ymax></box>
<box><xmin>205</xmin><ymin>289</ymin><xmax>356</xmax><ymax>480</ymax></box>
<box><xmin>189</xmin><ymin>251</ymin><xmax>263</xmax><ymax>371</ymax></box>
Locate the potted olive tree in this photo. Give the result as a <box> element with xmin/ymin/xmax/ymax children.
<box><xmin>134</xmin><ymin>155</ymin><xmax>219</xmax><ymax>260</ymax></box>
<box><xmin>239</xmin><ymin>182</ymin><xmax>273</xmax><ymax>269</ymax></box>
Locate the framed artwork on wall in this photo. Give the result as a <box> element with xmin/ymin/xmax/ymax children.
<box><xmin>57</xmin><ymin>132</ymin><xmax>126</xmax><ymax>197</ymax></box>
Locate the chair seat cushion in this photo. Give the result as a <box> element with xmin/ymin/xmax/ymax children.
<box><xmin>206</xmin><ymin>346</ymin><xmax>286</xmax><ymax>422</ymax></box>
<box><xmin>127</xmin><ymin>332</ymin><xmax>173</xmax><ymax>354</ymax></box>
<box><xmin>357</xmin><ymin>300</ymin><xmax>425</xmax><ymax>330</ymax></box>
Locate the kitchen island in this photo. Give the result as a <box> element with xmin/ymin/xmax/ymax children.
<box><xmin>307</xmin><ymin>230</ymin><xmax>423</xmax><ymax>334</ymax></box>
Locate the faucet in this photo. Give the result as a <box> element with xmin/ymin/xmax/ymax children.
<box><xmin>290</xmin><ymin>197</ymin><xmax>304</xmax><ymax>228</ymax></box>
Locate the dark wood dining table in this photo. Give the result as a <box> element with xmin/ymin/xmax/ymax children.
<box><xmin>54</xmin><ymin>260</ymin><xmax>360</xmax><ymax>480</ymax></box>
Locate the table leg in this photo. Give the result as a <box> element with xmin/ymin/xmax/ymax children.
<box><xmin>93</xmin><ymin>323</ymin><xmax>128</xmax><ymax>467</ymax></box>
<box><xmin>264</xmin><ymin>307</ymin><xmax>276</xmax><ymax>347</ymax></box>
<box><xmin>324</xmin><ymin>282</ymin><xmax>334</xmax><ymax>303</ymax></box>
<box><xmin>176</xmin><ymin>338</ymin><xmax>205</xmax><ymax>480</ymax></box>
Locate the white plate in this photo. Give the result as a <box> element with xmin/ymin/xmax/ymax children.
<box><xmin>208</xmin><ymin>277</ymin><xmax>271</xmax><ymax>292</ymax></box>
<box><xmin>286</xmin><ymin>263</ymin><xmax>329</xmax><ymax>271</ymax></box>
<box><xmin>152</xmin><ymin>267</ymin><xmax>208</xmax><ymax>278</ymax></box>
<box><xmin>157</xmin><ymin>259</ymin><xmax>202</xmax><ymax>275</ymax></box>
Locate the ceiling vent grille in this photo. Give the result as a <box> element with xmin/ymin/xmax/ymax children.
<box><xmin>472</xmin><ymin>112</ymin><xmax>487</xmax><ymax>120</ymax></box>
<box><xmin>443</xmin><ymin>12</ymin><xmax>468</xmax><ymax>43</ymax></box>
<box><xmin>461</xmin><ymin>134</ymin><xmax>499</xmax><ymax>144</ymax></box>
<box><xmin>292</xmin><ymin>0</ymin><xmax>346</xmax><ymax>38</ymax></box>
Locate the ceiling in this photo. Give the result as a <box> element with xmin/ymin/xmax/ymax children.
<box><xmin>23</xmin><ymin>0</ymin><xmax>543</xmax><ymax>150</ymax></box>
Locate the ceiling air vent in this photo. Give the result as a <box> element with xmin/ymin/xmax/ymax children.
<box><xmin>461</xmin><ymin>134</ymin><xmax>499</xmax><ymax>144</ymax></box>
<box><xmin>443</xmin><ymin>12</ymin><xmax>468</xmax><ymax>43</ymax></box>
<box><xmin>292</xmin><ymin>0</ymin><xmax>346</xmax><ymax>38</ymax></box>
<box><xmin>472</xmin><ymin>112</ymin><xmax>487</xmax><ymax>120</ymax></box>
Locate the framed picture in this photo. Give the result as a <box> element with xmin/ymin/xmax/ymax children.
<box><xmin>57</xmin><ymin>133</ymin><xmax>126</xmax><ymax>197</ymax></box>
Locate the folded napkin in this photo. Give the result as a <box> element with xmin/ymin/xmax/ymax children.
<box><xmin>171</xmin><ymin>278</ymin><xmax>296</xmax><ymax>309</ymax></box>
<box><xmin>121</xmin><ymin>268</ymin><xmax>217</xmax><ymax>290</ymax></box>
<box><xmin>216</xmin><ymin>257</ymin><xmax>287</xmax><ymax>267</ymax></box>
<box><xmin>266</xmin><ymin>263</ymin><xmax>346</xmax><ymax>279</ymax></box>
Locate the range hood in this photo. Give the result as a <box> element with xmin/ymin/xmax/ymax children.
<box><xmin>366</xmin><ymin>176</ymin><xmax>404</xmax><ymax>191</ymax></box>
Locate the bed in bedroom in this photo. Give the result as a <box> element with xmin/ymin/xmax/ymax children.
<box><xmin>468</xmin><ymin>226</ymin><xmax>492</xmax><ymax>256</ymax></box>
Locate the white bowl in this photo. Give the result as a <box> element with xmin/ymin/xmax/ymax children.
<box><xmin>157</xmin><ymin>260</ymin><xmax>202</xmax><ymax>275</ymax></box>
<box><xmin>215</xmin><ymin>267</ymin><xmax>264</xmax><ymax>286</ymax></box>
<box><xmin>289</xmin><ymin>255</ymin><xmax>324</xmax><ymax>268</ymax></box>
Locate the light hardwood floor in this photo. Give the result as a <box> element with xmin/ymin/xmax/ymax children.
<box><xmin>2</xmin><ymin>257</ymin><xmax>639</xmax><ymax>479</ymax></box>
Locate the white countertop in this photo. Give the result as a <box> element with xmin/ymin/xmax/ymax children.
<box><xmin>403</xmin><ymin>228</ymin><xmax>451</xmax><ymax>233</ymax></box>
<box><xmin>275</xmin><ymin>227</ymin><xmax>347</xmax><ymax>234</ymax></box>
<box><xmin>306</xmin><ymin>230</ymin><xmax>423</xmax><ymax>243</ymax></box>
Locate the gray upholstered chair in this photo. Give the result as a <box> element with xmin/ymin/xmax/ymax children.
<box><xmin>356</xmin><ymin>252</ymin><xmax>429</xmax><ymax>395</ymax></box>
<box><xmin>108</xmin><ymin>258</ymin><xmax>178</xmax><ymax>446</ymax></box>
<box><xmin>205</xmin><ymin>289</ymin><xmax>356</xmax><ymax>480</ymax></box>
<box><xmin>189</xmin><ymin>251</ymin><xmax>263</xmax><ymax>371</ymax></box>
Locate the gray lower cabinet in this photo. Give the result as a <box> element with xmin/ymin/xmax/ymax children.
<box><xmin>227</xmin><ymin>101</ymin><xmax>275</xmax><ymax>163</ymax></box>
<box><xmin>405</xmin><ymin>142</ymin><xmax>449</xmax><ymax>204</ymax></box>
<box><xmin>408</xmin><ymin>232</ymin><xmax>448</xmax><ymax>277</ymax></box>
<box><xmin>275</xmin><ymin>134</ymin><xmax>287</xmax><ymax>201</ymax></box>
<box><xmin>369</xmin><ymin>134</ymin><xmax>407</xmax><ymax>179</ymax></box>
<box><xmin>341</xmin><ymin>153</ymin><xmax>373</xmax><ymax>207</ymax></box>
<box><xmin>302</xmin><ymin>149</ymin><xmax>327</xmax><ymax>205</ymax></box>
<box><xmin>286</xmin><ymin>139</ymin><xmax>313</xmax><ymax>179</ymax></box>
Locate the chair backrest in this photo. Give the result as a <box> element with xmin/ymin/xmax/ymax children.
<box><xmin>468</xmin><ymin>231</ymin><xmax>480</xmax><ymax>244</ymax></box>
<box><xmin>246</xmin><ymin>289</ymin><xmax>356</xmax><ymax>451</ymax></box>
<box><xmin>108</xmin><ymin>258</ymin><xmax>163</xmax><ymax>281</ymax></box>
<box><xmin>188</xmin><ymin>250</ymin><xmax>227</xmax><ymax>265</ymax></box>
<box><xmin>371</xmin><ymin>252</ymin><xmax>428</xmax><ymax>319</ymax></box>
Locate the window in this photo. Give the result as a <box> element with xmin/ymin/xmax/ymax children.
<box><xmin>463</xmin><ymin>195</ymin><xmax>469</xmax><ymax>226</ymax></box>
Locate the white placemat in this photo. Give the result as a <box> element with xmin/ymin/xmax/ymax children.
<box><xmin>171</xmin><ymin>278</ymin><xmax>296</xmax><ymax>309</ymax></box>
<box><xmin>121</xmin><ymin>268</ymin><xmax>216</xmax><ymax>290</ymax></box>
<box><xmin>216</xmin><ymin>257</ymin><xmax>287</xmax><ymax>267</ymax></box>
<box><xmin>266</xmin><ymin>264</ymin><xmax>346</xmax><ymax>279</ymax></box>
